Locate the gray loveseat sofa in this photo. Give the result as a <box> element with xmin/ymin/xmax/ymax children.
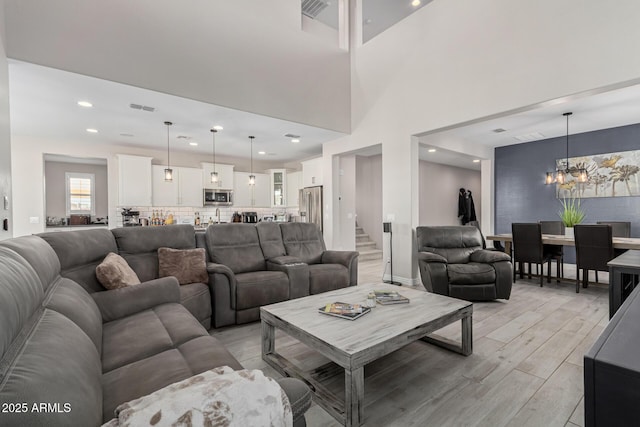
<box><xmin>417</xmin><ymin>225</ymin><xmax>513</xmax><ymax>301</ymax></box>
<box><xmin>0</xmin><ymin>234</ymin><xmax>311</xmax><ymax>426</ymax></box>
<box><xmin>205</xmin><ymin>222</ymin><xmax>359</xmax><ymax>327</ymax></box>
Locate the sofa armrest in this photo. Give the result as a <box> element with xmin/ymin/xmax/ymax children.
<box><xmin>92</xmin><ymin>277</ymin><xmax>180</xmax><ymax>323</ymax></box>
<box><xmin>418</xmin><ymin>251</ymin><xmax>447</xmax><ymax>263</ymax></box>
<box><xmin>267</xmin><ymin>255</ymin><xmax>304</xmax><ymax>266</ymax></box>
<box><xmin>322</xmin><ymin>250</ymin><xmax>359</xmax><ymax>287</ymax></box>
<box><xmin>207</xmin><ymin>262</ymin><xmax>238</xmax><ymax>327</ymax></box>
<box><xmin>470</xmin><ymin>249</ymin><xmax>511</xmax><ymax>264</ymax></box>
<box><xmin>267</xmin><ymin>258</ymin><xmax>310</xmax><ymax>299</ymax></box>
<box><xmin>322</xmin><ymin>250</ymin><xmax>358</xmax><ymax>268</ymax></box>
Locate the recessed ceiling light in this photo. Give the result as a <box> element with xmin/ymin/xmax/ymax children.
<box><xmin>411</xmin><ymin>0</ymin><xmax>421</xmax><ymax>6</ymax></box>
<box><xmin>473</xmin><ymin>159</ymin><xmax>481</xmax><ymax>163</ymax></box>
<box><xmin>77</xmin><ymin>101</ymin><xmax>93</xmax><ymax>108</ymax></box>
<box><xmin>291</xmin><ymin>138</ymin><xmax>300</xmax><ymax>143</ymax></box>
<box><xmin>258</xmin><ymin>151</ymin><xmax>266</xmax><ymax>155</ymax></box>
<box><xmin>428</xmin><ymin>148</ymin><xmax>436</xmax><ymax>153</ymax></box>
<box><xmin>189</xmin><ymin>142</ymin><xmax>198</xmax><ymax>146</ymax></box>
<box><xmin>86</xmin><ymin>128</ymin><xmax>98</xmax><ymax>133</ymax></box>
<box><xmin>213</xmin><ymin>125</ymin><xmax>223</xmax><ymax>131</ymax></box>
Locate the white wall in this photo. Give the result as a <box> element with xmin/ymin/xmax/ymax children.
<box><xmin>336</xmin><ymin>155</ymin><xmax>356</xmax><ymax>250</ymax></box>
<box><xmin>44</xmin><ymin>161</ymin><xmax>108</xmax><ymax>218</ymax></box>
<box><xmin>4</xmin><ymin>0</ymin><xmax>350</xmax><ymax>133</ymax></box>
<box><xmin>10</xmin><ymin>134</ymin><xmax>292</xmax><ymax>237</ymax></box>
<box><xmin>323</xmin><ymin>0</ymin><xmax>640</xmax><ymax>284</ymax></box>
<box><xmin>418</xmin><ymin>161</ymin><xmax>481</xmax><ymax>227</ymax></box>
<box><xmin>355</xmin><ymin>154</ymin><xmax>382</xmax><ymax>249</ymax></box>
<box><xmin>0</xmin><ymin>2</ymin><xmax>12</xmax><ymax>240</ymax></box>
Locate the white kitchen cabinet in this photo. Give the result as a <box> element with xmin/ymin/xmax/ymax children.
<box><xmin>152</xmin><ymin>166</ymin><xmax>203</xmax><ymax>207</ymax></box>
<box><xmin>117</xmin><ymin>154</ymin><xmax>152</xmax><ymax>206</ymax></box>
<box><xmin>268</xmin><ymin>169</ymin><xmax>287</xmax><ymax>208</ymax></box>
<box><xmin>233</xmin><ymin>172</ymin><xmax>269</xmax><ymax>208</ymax></box>
<box><xmin>302</xmin><ymin>157</ymin><xmax>323</xmax><ymax>187</ymax></box>
<box><xmin>286</xmin><ymin>171</ymin><xmax>301</xmax><ymax>207</ymax></box>
<box><xmin>201</xmin><ymin>162</ymin><xmax>234</xmax><ymax>189</ymax></box>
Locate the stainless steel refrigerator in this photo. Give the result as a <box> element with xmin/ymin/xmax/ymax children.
<box><xmin>298</xmin><ymin>186</ymin><xmax>323</xmax><ymax>233</ymax></box>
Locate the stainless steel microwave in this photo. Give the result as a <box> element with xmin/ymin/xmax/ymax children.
<box><xmin>203</xmin><ymin>189</ymin><xmax>233</xmax><ymax>206</ymax></box>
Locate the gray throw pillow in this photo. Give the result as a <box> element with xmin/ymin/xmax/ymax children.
<box><xmin>158</xmin><ymin>247</ymin><xmax>208</xmax><ymax>285</ymax></box>
<box><xmin>96</xmin><ymin>252</ymin><xmax>141</xmax><ymax>290</ymax></box>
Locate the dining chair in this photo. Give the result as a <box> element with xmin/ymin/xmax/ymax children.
<box><xmin>511</xmin><ymin>223</ymin><xmax>557</xmax><ymax>287</ymax></box>
<box><xmin>596</xmin><ymin>221</ymin><xmax>631</xmax><ymax>238</ymax></box>
<box><xmin>574</xmin><ymin>224</ymin><xmax>615</xmax><ymax>293</ymax></box>
<box><xmin>539</xmin><ymin>221</ymin><xmax>565</xmax><ymax>278</ymax></box>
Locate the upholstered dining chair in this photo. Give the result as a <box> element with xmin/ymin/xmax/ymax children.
<box><xmin>511</xmin><ymin>223</ymin><xmax>559</xmax><ymax>287</ymax></box>
<box><xmin>596</xmin><ymin>221</ymin><xmax>631</xmax><ymax>238</ymax></box>
<box><xmin>574</xmin><ymin>224</ymin><xmax>615</xmax><ymax>293</ymax></box>
<box><xmin>539</xmin><ymin>220</ymin><xmax>565</xmax><ymax>278</ymax></box>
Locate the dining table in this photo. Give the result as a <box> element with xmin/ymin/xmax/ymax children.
<box><xmin>486</xmin><ymin>234</ymin><xmax>640</xmax><ymax>255</ymax></box>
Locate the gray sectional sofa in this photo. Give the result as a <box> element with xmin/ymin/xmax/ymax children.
<box><xmin>0</xmin><ymin>221</ymin><xmax>357</xmax><ymax>426</ymax></box>
<box><xmin>0</xmin><ymin>234</ymin><xmax>311</xmax><ymax>426</ymax></box>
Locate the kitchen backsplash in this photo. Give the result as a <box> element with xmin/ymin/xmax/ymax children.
<box><xmin>114</xmin><ymin>206</ymin><xmax>300</xmax><ymax>228</ymax></box>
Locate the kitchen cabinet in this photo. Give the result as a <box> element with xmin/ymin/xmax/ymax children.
<box><xmin>268</xmin><ymin>169</ymin><xmax>287</xmax><ymax>207</ymax></box>
<box><xmin>234</xmin><ymin>172</ymin><xmax>269</xmax><ymax>207</ymax></box>
<box><xmin>201</xmin><ymin>162</ymin><xmax>234</xmax><ymax>189</ymax></box>
<box><xmin>302</xmin><ymin>157</ymin><xmax>323</xmax><ymax>187</ymax></box>
<box><xmin>286</xmin><ymin>171</ymin><xmax>301</xmax><ymax>207</ymax></box>
<box><xmin>117</xmin><ymin>154</ymin><xmax>152</xmax><ymax>206</ymax></box>
<box><xmin>152</xmin><ymin>166</ymin><xmax>203</xmax><ymax>207</ymax></box>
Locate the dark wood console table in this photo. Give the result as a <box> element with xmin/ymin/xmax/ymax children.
<box><xmin>607</xmin><ymin>250</ymin><xmax>640</xmax><ymax>319</ymax></box>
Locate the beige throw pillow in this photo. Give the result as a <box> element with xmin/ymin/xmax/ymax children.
<box><xmin>96</xmin><ymin>252</ymin><xmax>141</xmax><ymax>290</ymax></box>
<box><xmin>158</xmin><ymin>247</ymin><xmax>208</xmax><ymax>285</ymax></box>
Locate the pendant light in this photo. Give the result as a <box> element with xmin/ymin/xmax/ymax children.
<box><xmin>210</xmin><ymin>129</ymin><xmax>218</xmax><ymax>184</ymax></box>
<box><xmin>545</xmin><ymin>112</ymin><xmax>588</xmax><ymax>185</ymax></box>
<box><xmin>248</xmin><ymin>136</ymin><xmax>256</xmax><ymax>186</ymax></box>
<box><xmin>164</xmin><ymin>121</ymin><xmax>173</xmax><ymax>181</ymax></box>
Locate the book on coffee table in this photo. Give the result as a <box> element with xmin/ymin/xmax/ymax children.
<box><xmin>319</xmin><ymin>302</ymin><xmax>371</xmax><ymax>320</ymax></box>
<box><xmin>374</xmin><ymin>290</ymin><xmax>410</xmax><ymax>305</ymax></box>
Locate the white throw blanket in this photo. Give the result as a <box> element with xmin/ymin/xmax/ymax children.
<box><xmin>103</xmin><ymin>366</ymin><xmax>292</xmax><ymax>427</ymax></box>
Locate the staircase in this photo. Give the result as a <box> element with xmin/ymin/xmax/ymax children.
<box><xmin>356</xmin><ymin>225</ymin><xmax>383</xmax><ymax>262</ymax></box>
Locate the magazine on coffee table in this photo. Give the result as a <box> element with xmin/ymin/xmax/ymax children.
<box><xmin>374</xmin><ymin>290</ymin><xmax>410</xmax><ymax>305</ymax></box>
<box><xmin>319</xmin><ymin>302</ymin><xmax>371</xmax><ymax>320</ymax></box>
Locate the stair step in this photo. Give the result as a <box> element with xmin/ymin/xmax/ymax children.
<box><xmin>355</xmin><ymin>227</ymin><xmax>365</xmax><ymax>234</ymax></box>
<box><xmin>356</xmin><ymin>233</ymin><xmax>370</xmax><ymax>242</ymax></box>
<box><xmin>358</xmin><ymin>249</ymin><xmax>383</xmax><ymax>261</ymax></box>
<box><xmin>356</xmin><ymin>241</ymin><xmax>377</xmax><ymax>249</ymax></box>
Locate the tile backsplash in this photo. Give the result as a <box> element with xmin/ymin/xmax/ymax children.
<box><xmin>114</xmin><ymin>206</ymin><xmax>300</xmax><ymax>227</ymax></box>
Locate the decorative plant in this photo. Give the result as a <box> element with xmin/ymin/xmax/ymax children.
<box><xmin>558</xmin><ymin>197</ymin><xmax>586</xmax><ymax>227</ymax></box>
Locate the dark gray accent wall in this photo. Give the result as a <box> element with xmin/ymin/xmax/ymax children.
<box><xmin>495</xmin><ymin>122</ymin><xmax>640</xmax><ymax>261</ymax></box>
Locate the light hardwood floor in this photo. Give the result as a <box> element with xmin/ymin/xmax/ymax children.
<box><xmin>211</xmin><ymin>260</ymin><xmax>608</xmax><ymax>427</ymax></box>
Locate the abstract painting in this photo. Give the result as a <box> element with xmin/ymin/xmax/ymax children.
<box><xmin>556</xmin><ymin>149</ymin><xmax>640</xmax><ymax>198</ymax></box>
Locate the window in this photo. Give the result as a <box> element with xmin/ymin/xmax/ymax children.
<box><xmin>66</xmin><ymin>172</ymin><xmax>95</xmax><ymax>215</ymax></box>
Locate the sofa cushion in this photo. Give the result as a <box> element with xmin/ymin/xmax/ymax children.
<box><xmin>39</xmin><ymin>229</ymin><xmax>117</xmax><ymax>292</ymax></box>
<box><xmin>206</xmin><ymin>224</ymin><xmax>267</xmax><ymax>274</ymax></box>
<box><xmin>0</xmin><ymin>235</ymin><xmax>61</xmax><ymax>292</ymax></box>
<box><xmin>447</xmin><ymin>262</ymin><xmax>496</xmax><ymax>285</ymax></box>
<box><xmin>96</xmin><ymin>252</ymin><xmax>141</xmax><ymax>290</ymax></box>
<box><xmin>102</xmin><ymin>303</ymin><xmax>206</xmax><ymax>373</ymax></box>
<box><xmin>280</xmin><ymin>222</ymin><xmax>326</xmax><ymax>264</ymax></box>
<box><xmin>257</xmin><ymin>222</ymin><xmax>286</xmax><ymax>259</ymax></box>
<box><xmin>235</xmin><ymin>271</ymin><xmax>289</xmax><ymax>310</ymax></box>
<box><xmin>158</xmin><ymin>247</ymin><xmax>208</xmax><ymax>285</ymax></box>
<box><xmin>308</xmin><ymin>264</ymin><xmax>350</xmax><ymax>294</ymax></box>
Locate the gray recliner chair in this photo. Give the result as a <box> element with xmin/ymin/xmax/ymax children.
<box><xmin>417</xmin><ymin>226</ymin><xmax>513</xmax><ymax>301</ymax></box>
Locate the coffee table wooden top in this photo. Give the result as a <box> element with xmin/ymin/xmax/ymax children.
<box><xmin>261</xmin><ymin>283</ymin><xmax>471</xmax><ymax>362</ymax></box>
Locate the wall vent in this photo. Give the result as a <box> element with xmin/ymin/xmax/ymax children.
<box><xmin>513</xmin><ymin>132</ymin><xmax>546</xmax><ymax>142</ymax></box>
<box><xmin>284</xmin><ymin>133</ymin><xmax>301</xmax><ymax>138</ymax></box>
<box><xmin>493</xmin><ymin>128</ymin><xmax>507</xmax><ymax>133</ymax></box>
<box><xmin>129</xmin><ymin>103</ymin><xmax>155</xmax><ymax>112</ymax></box>
<box><xmin>301</xmin><ymin>0</ymin><xmax>328</xmax><ymax>19</ymax></box>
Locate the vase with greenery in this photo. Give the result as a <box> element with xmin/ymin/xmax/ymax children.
<box><xmin>558</xmin><ymin>197</ymin><xmax>585</xmax><ymax>237</ymax></box>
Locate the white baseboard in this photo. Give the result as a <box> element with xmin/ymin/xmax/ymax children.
<box><xmin>382</xmin><ymin>274</ymin><xmax>421</xmax><ymax>287</ymax></box>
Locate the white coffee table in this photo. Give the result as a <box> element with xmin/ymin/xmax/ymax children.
<box><xmin>260</xmin><ymin>283</ymin><xmax>472</xmax><ymax>427</ymax></box>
